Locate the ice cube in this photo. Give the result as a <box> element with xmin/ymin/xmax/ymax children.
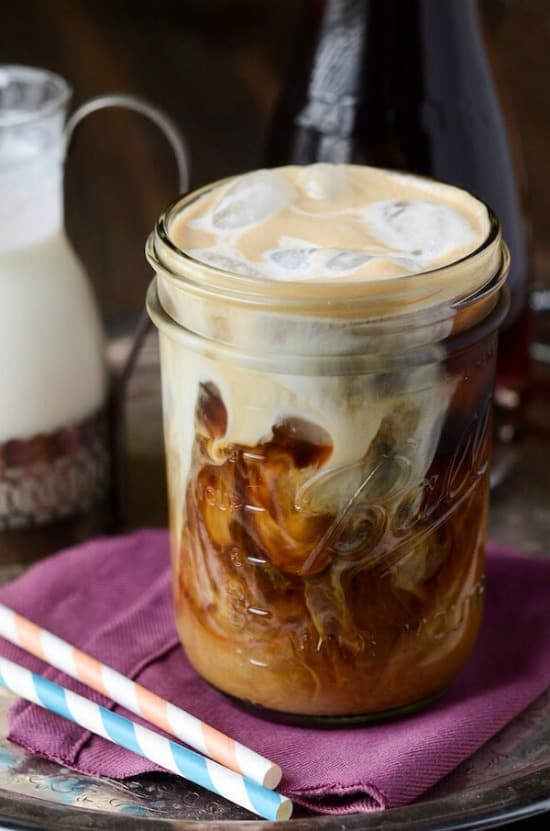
<box><xmin>267</xmin><ymin>247</ymin><xmax>315</xmax><ymax>272</ymax></box>
<box><xmin>298</xmin><ymin>163</ymin><xmax>350</xmax><ymax>201</ymax></box>
<box><xmin>212</xmin><ymin>170</ymin><xmax>296</xmax><ymax>230</ymax></box>
<box><xmin>187</xmin><ymin>248</ymin><xmax>261</xmax><ymax>277</ymax></box>
<box><xmin>364</xmin><ymin>199</ymin><xmax>474</xmax><ymax>261</ymax></box>
<box><xmin>326</xmin><ymin>250</ymin><xmax>374</xmax><ymax>271</ymax></box>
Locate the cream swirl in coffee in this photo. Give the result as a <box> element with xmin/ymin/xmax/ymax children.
<box><xmin>169</xmin><ymin>164</ymin><xmax>490</xmax><ymax>282</ymax></box>
<box><xmin>155</xmin><ymin>164</ymin><xmax>498</xmax><ymax>507</ymax></box>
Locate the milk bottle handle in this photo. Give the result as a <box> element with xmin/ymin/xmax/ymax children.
<box><xmin>63</xmin><ymin>92</ymin><xmax>190</xmax><ymax>380</ymax></box>
<box><xmin>64</xmin><ymin>93</ymin><xmax>189</xmax><ymax>192</ymax></box>
<box><xmin>63</xmin><ymin>94</ymin><xmax>190</xmax><ymax>525</ymax></box>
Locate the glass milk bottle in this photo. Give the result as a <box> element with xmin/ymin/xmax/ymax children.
<box><xmin>0</xmin><ymin>66</ymin><xmax>109</xmax><ymax>560</ymax></box>
<box><xmin>0</xmin><ymin>65</ymin><xmax>189</xmax><ymax>561</ymax></box>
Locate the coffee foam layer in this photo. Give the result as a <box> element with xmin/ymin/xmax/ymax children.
<box><xmin>169</xmin><ymin>165</ymin><xmax>490</xmax><ymax>283</ymax></box>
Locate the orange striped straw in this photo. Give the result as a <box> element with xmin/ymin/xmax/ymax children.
<box><xmin>0</xmin><ymin>602</ymin><xmax>281</xmax><ymax>789</ymax></box>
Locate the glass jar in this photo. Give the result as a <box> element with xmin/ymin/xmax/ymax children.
<box><xmin>146</xmin><ymin>175</ymin><xmax>509</xmax><ymax>724</ymax></box>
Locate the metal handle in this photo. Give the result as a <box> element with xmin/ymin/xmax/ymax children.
<box><xmin>64</xmin><ymin>93</ymin><xmax>189</xmax><ymax>192</ymax></box>
<box><xmin>63</xmin><ymin>93</ymin><xmax>190</xmax><ymax>526</ymax></box>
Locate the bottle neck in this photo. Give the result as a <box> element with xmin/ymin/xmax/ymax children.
<box><xmin>414</xmin><ymin>0</ymin><xmax>491</xmax><ymax>102</ymax></box>
<box><xmin>295</xmin><ymin>1</ymin><xmax>368</xmax><ymax>160</ymax></box>
<box><xmin>352</xmin><ymin>0</ymin><xmax>487</xmax><ymax>103</ymax></box>
<box><xmin>306</xmin><ymin>0</ymin><xmax>487</xmax><ymax>98</ymax></box>
<box><xmin>307</xmin><ymin>0</ymin><xmax>367</xmax><ymax>100</ymax></box>
<box><xmin>304</xmin><ymin>0</ymin><xmax>491</xmax><ymax>163</ymax></box>
<box><xmin>266</xmin><ymin>0</ymin><xmax>492</xmax><ymax>167</ymax></box>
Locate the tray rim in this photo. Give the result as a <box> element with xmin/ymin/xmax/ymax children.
<box><xmin>0</xmin><ymin>763</ymin><xmax>548</xmax><ymax>830</ymax></box>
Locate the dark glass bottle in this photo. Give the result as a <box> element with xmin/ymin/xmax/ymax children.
<box><xmin>266</xmin><ymin>0</ymin><xmax>530</xmax><ymax>457</ymax></box>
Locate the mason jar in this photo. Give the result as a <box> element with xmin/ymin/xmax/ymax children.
<box><xmin>146</xmin><ymin>171</ymin><xmax>509</xmax><ymax>724</ymax></box>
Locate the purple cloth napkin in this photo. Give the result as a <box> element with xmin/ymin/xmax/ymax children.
<box><xmin>0</xmin><ymin>529</ymin><xmax>548</xmax><ymax>815</ymax></box>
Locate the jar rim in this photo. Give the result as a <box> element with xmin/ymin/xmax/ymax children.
<box><xmin>146</xmin><ymin>170</ymin><xmax>504</xmax><ymax>320</ymax></box>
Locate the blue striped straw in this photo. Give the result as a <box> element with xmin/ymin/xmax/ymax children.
<box><xmin>0</xmin><ymin>656</ymin><xmax>292</xmax><ymax>821</ymax></box>
<box><xmin>0</xmin><ymin>601</ymin><xmax>281</xmax><ymax>788</ymax></box>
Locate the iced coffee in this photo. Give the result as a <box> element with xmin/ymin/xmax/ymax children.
<box><xmin>147</xmin><ymin>164</ymin><xmax>509</xmax><ymax>721</ymax></box>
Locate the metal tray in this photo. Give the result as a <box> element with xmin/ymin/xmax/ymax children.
<box><xmin>0</xmin><ymin>672</ymin><xmax>548</xmax><ymax>830</ymax></box>
<box><xmin>0</xmin><ymin>353</ymin><xmax>548</xmax><ymax>830</ymax></box>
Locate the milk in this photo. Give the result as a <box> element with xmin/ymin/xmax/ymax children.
<box><xmin>0</xmin><ymin>111</ymin><xmax>106</xmax><ymax>442</ymax></box>
<box><xmin>0</xmin><ymin>230</ymin><xmax>107</xmax><ymax>441</ymax></box>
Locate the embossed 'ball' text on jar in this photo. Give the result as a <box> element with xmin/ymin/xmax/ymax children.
<box><xmin>146</xmin><ymin>169</ymin><xmax>509</xmax><ymax>725</ymax></box>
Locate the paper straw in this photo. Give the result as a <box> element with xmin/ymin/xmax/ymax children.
<box><xmin>0</xmin><ymin>602</ymin><xmax>280</xmax><ymax>789</ymax></box>
<box><xmin>0</xmin><ymin>656</ymin><xmax>292</xmax><ymax>821</ymax></box>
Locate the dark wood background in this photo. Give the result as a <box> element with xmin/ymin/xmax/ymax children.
<box><xmin>1</xmin><ymin>0</ymin><xmax>549</xmax><ymax>325</ymax></box>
